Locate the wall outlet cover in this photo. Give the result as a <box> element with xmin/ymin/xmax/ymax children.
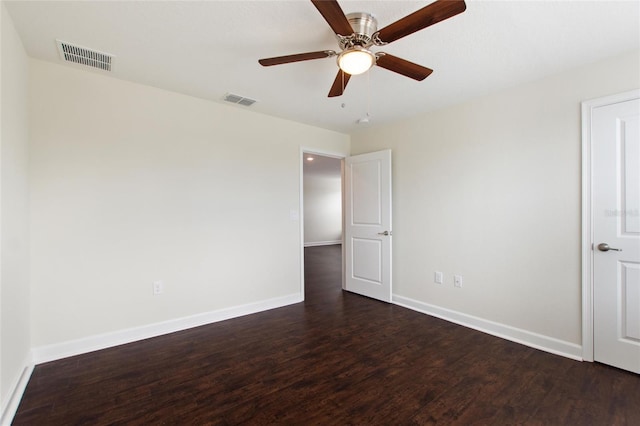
<box><xmin>454</xmin><ymin>275</ymin><xmax>463</xmax><ymax>288</ymax></box>
<box><xmin>153</xmin><ymin>280</ymin><xmax>164</xmax><ymax>295</ymax></box>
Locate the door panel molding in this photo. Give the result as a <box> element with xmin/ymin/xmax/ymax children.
<box><xmin>581</xmin><ymin>89</ymin><xmax>640</xmax><ymax>363</ymax></box>
<box><xmin>345</xmin><ymin>149</ymin><xmax>392</xmax><ymax>302</ymax></box>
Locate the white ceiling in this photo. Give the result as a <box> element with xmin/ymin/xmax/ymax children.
<box><xmin>5</xmin><ymin>0</ymin><xmax>639</xmax><ymax>133</ymax></box>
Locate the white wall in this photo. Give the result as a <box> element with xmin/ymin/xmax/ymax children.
<box><xmin>0</xmin><ymin>2</ymin><xmax>30</xmax><ymax>418</ymax></box>
<box><xmin>303</xmin><ymin>155</ymin><xmax>342</xmax><ymax>246</ymax></box>
<box><xmin>351</xmin><ymin>50</ymin><xmax>640</xmax><ymax>352</ymax></box>
<box><xmin>29</xmin><ymin>59</ymin><xmax>349</xmax><ymax>349</ymax></box>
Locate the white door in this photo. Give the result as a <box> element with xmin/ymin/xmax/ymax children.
<box><xmin>344</xmin><ymin>149</ymin><xmax>392</xmax><ymax>302</ymax></box>
<box><xmin>592</xmin><ymin>94</ymin><xmax>640</xmax><ymax>374</ymax></box>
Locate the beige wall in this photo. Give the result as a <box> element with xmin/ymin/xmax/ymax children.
<box><xmin>0</xmin><ymin>1</ymin><xmax>30</xmax><ymax>416</ymax></box>
<box><xmin>29</xmin><ymin>59</ymin><xmax>349</xmax><ymax>347</ymax></box>
<box><xmin>351</xmin><ymin>50</ymin><xmax>640</xmax><ymax>347</ymax></box>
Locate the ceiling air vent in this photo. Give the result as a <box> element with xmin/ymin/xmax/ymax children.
<box><xmin>223</xmin><ymin>93</ymin><xmax>257</xmax><ymax>107</ymax></box>
<box><xmin>56</xmin><ymin>40</ymin><xmax>113</xmax><ymax>72</ymax></box>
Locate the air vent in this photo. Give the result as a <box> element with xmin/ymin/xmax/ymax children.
<box><xmin>56</xmin><ymin>40</ymin><xmax>113</xmax><ymax>72</ymax></box>
<box><xmin>223</xmin><ymin>93</ymin><xmax>257</xmax><ymax>107</ymax></box>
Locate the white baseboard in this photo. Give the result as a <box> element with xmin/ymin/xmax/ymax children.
<box><xmin>0</xmin><ymin>359</ymin><xmax>34</xmax><ymax>426</ymax></box>
<box><xmin>393</xmin><ymin>295</ymin><xmax>583</xmax><ymax>361</ymax></box>
<box><xmin>304</xmin><ymin>240</ymin><xmax>342</xmax><ymax>247</ymax></box>
<box><xmin>32</xmin><ymin>293</ymin><xmax>302</xmax><ymax>365</ymax></box>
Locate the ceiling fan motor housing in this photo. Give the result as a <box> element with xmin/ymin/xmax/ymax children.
<box><xmin>339</xmin><ymin>12</ymin><xmax>378</xmax><ymax>49</ymax></box>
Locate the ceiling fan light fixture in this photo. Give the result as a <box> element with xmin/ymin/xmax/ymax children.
<box><xmin>337</xmin><ymin>46</ymin><xmax>375</xmax><ymax>75</ymax></box>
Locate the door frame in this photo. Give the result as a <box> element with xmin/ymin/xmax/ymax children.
<box><xmin>581</xmin><ymin>89</ymin><xmax>640</xmax><ymax>362</ymax></box>
<box><xmin>299</xmin><ymin>147</ymin><xmax>347</xmax><ymax>299</ymax></box>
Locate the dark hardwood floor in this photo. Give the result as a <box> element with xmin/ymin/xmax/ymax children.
<box><xmin>13</xmin><ymin>245</ymin><xmax>640</xmax><ymax>425</ymax></box>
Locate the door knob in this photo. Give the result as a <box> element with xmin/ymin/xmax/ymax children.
<box><xmin>377</xmin><ymin>230</ymin><xmax>392</xmax><ymax>236</ymax></box>
<box><xmin>597</xmin><ymin>243</ymin><xmax>622</xmax><ymax>252</ymax></box>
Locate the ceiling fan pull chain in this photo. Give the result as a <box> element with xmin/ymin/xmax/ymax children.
<box><xmin>368</xmin><ymin>69</ymin><xmax>371</xmax><ymax>117</ymax></box>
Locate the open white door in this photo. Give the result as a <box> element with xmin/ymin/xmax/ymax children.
<box><xmin>344</xmin><ymin>149</ymin><xmax>392</xmax><ymax>302</ymax></box>
<box><xmin>590</xmin><ymin>92</ymin><xmax>640</xmax><ymax>374</ymax></box>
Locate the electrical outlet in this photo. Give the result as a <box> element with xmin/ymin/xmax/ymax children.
<box><xmin>434</xmin><ymin>271</ymin><xmax>443</xmax><ymax>284</ymax></box>
<box><xmin>153</xmin><ymin>280</ymin><xmax>164</xmax><ymax>295</ymax></box>
<box><xmin>454</xmin><ymin>275</ymin><xmax>463</xmax><ymax>288</ymax></box>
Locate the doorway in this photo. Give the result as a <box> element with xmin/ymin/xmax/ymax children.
<box><xmin>300</xmin><ymin>149</ymin><xmax>394</xmax><ymax>302</ymax></box>
<box><xmin>301</xmin><ymin>150</ymin><xmax>345</xmax><ymax>299</ymax></box>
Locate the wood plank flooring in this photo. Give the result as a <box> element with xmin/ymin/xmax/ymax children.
<box><xmin>13</xmin><ymin>245</ymin><xmax>640</xmax><ymax>425</ymax></box>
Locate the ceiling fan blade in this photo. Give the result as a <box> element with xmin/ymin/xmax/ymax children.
<box><xmin>375</xmin><ymin>54</ymin><xmax>433</xmax><ymax>81</ymax></box>
<box><xmin>259</xmin><ymin>50</ymin><xmax>335</xmax><ymax>67</ymax></box>
<box><xmin>328</xmin><ymin>70</ymin><xmax>351</xmax><ymax>97</ymax></box>
<box><xmin>311</xmin><ymin>0</ymin><xmax>353</xmax><ymax>36</ymax></box>
<box><xmin>375</xmin><ymin>0</ymin><xmax>466</xmax><ymax>44</ymax></box>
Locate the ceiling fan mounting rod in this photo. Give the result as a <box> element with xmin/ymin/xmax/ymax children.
<box><xmin>338</xmin><ymin>12</ymin><xmax>378</xmax><ymax>50</ymax></box>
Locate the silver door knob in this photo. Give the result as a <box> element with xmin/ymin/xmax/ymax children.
<box><xmin>377</xmin><ymin>230</ymin><xmax>392</xmax><ymax>236</ymax></box>
<box><xmin>597</xmin><ymin>243</ymin><xmax>622</xmax><ymax>252</ymax></box>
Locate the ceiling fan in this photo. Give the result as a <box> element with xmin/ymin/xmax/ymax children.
<box><xmin>258</xmin><ymin>0</ymin><xmax>467</xmax><ymax>97</ymax></box>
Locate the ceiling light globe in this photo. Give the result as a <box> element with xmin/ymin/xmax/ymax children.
<box><xmin>338</xmin><ymin>47</ymin><xmax>375</xmax><ymax>76</ymax></box>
